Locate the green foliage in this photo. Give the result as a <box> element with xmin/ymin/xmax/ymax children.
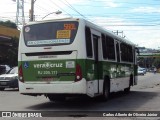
<box><xmin>153</xmin><ymin>58</ymin><xmax>160</xmax><ymax>68</ymax></box>
<box><xmin>0</xmin><ymin>37</ymin><xmax>18</xmax><ymax>67</ymax></box>
<box><xmin>7</xmin><ymin>37</ymin><xmax>18</xmax><ymax>67</ymax></box>
<box><xmin>138</xmin><ymin>56</ymin><xmax>160</xmax><ymax>68</ymax></box>
<box><xmin>0</xmin><ymin>21</ymin><xmax>18</xmax><ymax>66</ymax></box>
<box><xmin>0</xmin><ymin>20</ymin><xmax>17</xmax><ymax>29</ymax></box>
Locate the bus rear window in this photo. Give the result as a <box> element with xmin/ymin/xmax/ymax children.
<box><xmin>23</xmin><ymin>21</ymin><xmax>79</xmax><ymax>47</ymax></box>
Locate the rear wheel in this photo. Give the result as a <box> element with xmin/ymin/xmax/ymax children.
<box><xmin>101</xmin><ymin>77</ymin><xmax>110</xmax><ymax>101</ymax></box>
<box><xmin>124</xmin><ymin>87</ymin><xmax>130</xmax><ymax>93</ymax></box>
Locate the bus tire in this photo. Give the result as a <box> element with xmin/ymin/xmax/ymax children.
<box><xmin>101</xmin><ymin>77</ymin><xmax>110</xmax><ymax>101</ymax></box>
<box><xmin>124</xmin><ymin>87</ymin><xmax>130</xmax><ymax>93</ymax></box>
<box><xmin>47</xmin><ymin>95</ymin><xmax>66</xmax><ymax>102</ymax></box>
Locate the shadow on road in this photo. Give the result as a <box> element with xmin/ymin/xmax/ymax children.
<box><xmin>26</xmin><ymin>90</ymin><xmax>159</xmax><ymax>111</ymax></box>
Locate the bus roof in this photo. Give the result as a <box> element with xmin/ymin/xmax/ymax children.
<box><xmin>83</xmin><ymin>19</ymin><xmax>136</xmax><ymax>46</ymax></box>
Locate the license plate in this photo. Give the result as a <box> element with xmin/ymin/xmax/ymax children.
<box><xmin>42</xmin><ymin>77</ymin><xmax>53</xmax><ymax>82</ymax></box>
<box><xmin>0</xmin><ymin>82</ymin><xmax>7</xmax><ymax>85</ymax></box>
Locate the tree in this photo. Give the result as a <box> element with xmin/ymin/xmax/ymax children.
<box><xmin>6</xmin><ymin>37</ymin><xmax>19</xmax><ymax>67</ymax></box>
<box><xmin>0</xmin><ymin>37</ymin><xmax>18</xmax><ymax>67</ymax></box>
<box><xmin>0</xmin><ymin>20</ymin><xmax>17</xmax><ymax>29</ymax></box>
<box><xmin>153</xmin><ymin>57</ymin><xmax>160</xmax><ymax>68</ymax></box>
<box><xmin>0</xmin><ymin>21</ymin><xmax>18</xmax><ymax>67</ymax></box>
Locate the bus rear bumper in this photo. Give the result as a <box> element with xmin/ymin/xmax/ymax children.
<box><xmin>19</xmin><ymin>79</ymin><xmax>87</xmax><ymax>95</ymax></box>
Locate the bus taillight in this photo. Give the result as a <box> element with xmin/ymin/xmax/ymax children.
<box><xmin>75</xmin><ymin>64</ymin><xmax>82</xmax><ymax>82</ymax></box>
<box><xmin>19</xmin><ymin>65</ymin><xmax>24</xmax><ymax>83</ymax></box>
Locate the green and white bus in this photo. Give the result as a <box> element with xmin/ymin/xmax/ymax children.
<box><xmin>18</xmin><ymin>18</ymin><xmax>137</xmax><ymax>101</ymax></box>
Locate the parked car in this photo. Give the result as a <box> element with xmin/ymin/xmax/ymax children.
<box><xmin>141</xmin><ymin>68</ymin><xmax>147</xmax><ymax>74</ymax></box>
<box><xmin>0</xmin><ymin>65</ymin><xmax>10</xmax><ymax>75</ymax></box>
<box><xmin>0</xmin><ymin>67</ymin><xmax>18</xmax><ymax>91</ymax></box>
<box><xmin>138</xmin><ymin>68</ymin><xmax>145</xmax><ymax>75</ymax></box>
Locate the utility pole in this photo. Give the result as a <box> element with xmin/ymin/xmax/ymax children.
<box><xmin>29</xmin><ymin>0</ymin><xmax>36</xmax><ymax>21</ymax></box>
<box><xmin>15</xmin><ymin>0</ymin><xmax>25</xmax><ymax>26</ymax></box>
<box><xmin>113</xmin><ymin>30</ymin><xmax>125</xmax><ymax>38</ymax></box>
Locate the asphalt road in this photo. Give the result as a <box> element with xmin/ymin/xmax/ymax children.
<box><xmin>0</xmin><ymin>72</ymin><xmax>160</xmax><ymax>120</ymax></box>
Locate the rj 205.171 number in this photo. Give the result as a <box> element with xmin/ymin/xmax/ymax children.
<box><xmin>38</xmin><ymin>71</ymin><xmax>57</xmax><ymax>75</ymax></box>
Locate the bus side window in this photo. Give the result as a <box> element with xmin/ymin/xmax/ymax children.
<box><xmin>116</xmin><ymin>41</ymin><xmax>120</xmax><ymax>62</ymax></box>
<box><xmin>85</xmin><ymin>27</ymin><xmax>93</xmax><ymax>58</ymax></box>
<box><xmin>121</xmin><ymin>43</ymin><xmax>127</xmax><ymax>62</ymax></box>
<box><xmin>102</xmin><ymin>34</ymin><xmax>107</xmax><ymax>59</ymax></box>
<box><xmin>120</xmin><ymin>43</ymin><xmax>133</xmax><ymax>62</ymax></box>
<box><xmin>106</xmin><ymin>36</ymin><xmax>115</xmax><ymax>60</ymax></box>
<box><xmin>102</xmin><ymin>35</ymin><xmax>115</xmax><ymax>60</ymax></box>
<box><xmin>129</xmin><ymin>46</ymin><xmax>133</xmax><ymax>62</ymax></box>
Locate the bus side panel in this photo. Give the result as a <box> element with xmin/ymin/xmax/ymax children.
<box><xmin>82</xmin><ymin>59</ymin><xmax>103</xmax><ymax>97</ymax></box>
<box><xmin>102</xmin><ymin>61</ymin><xmax>133</xmax><ymax>92</ymax></box>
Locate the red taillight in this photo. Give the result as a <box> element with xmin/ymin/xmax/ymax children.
<box><xmin>75</xmin><ymin>64</ymin><xmax>82</xmax><ymax>82</ymax></box>
<box><xmin>19</xmin><ymin>65</ymin><xmax>24</xmax><ymax>82</ymax></box>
